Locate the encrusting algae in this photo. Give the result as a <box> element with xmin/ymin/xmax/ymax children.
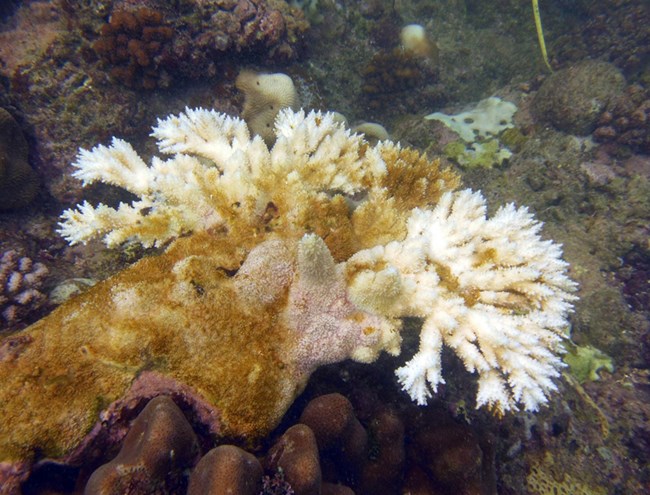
<box><xmin>0</xmin><ymin>109</ymin><xmax>576</xmax><ymax>478</ymax></box>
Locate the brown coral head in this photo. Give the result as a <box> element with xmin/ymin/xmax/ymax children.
<box><xmin>92</xmin><ymin>7</ymin><xmax>173</xmax><ymax>89</ymax></box>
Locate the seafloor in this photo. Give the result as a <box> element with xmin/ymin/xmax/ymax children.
<box><xmin>0</xmin><ymin>0</ymin><xmax>648</xmax><ymax>494</ymax></box>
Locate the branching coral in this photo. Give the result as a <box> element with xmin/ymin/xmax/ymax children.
<box><xmin>0</xmin><ymin>108</ymin><xmax>575</xmax><ymax>478</ymax></box>
<box><xmin>58</xmin><ymin>107</ymin><xmax>575</xmax><ymax>413</ymax></box>
<box><xmin>0</xmin><ymin>250</ymin><xmax>49</xmax><ymax>328</ymax></box>
<box><xmin>346</xmin><ymin>190</ymin><xmax>576</xmax><ymax>412</ymax></box>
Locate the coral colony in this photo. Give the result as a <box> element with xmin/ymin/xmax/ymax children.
<box><xmin>0</xmin><ymin>108</ymin><xmax>576</xmax><ymax>469</ymax></box>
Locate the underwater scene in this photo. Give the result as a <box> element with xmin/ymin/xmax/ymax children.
<box><xmin>0</xmin><ymin>0</ymin><xmax>648</xmax><ymax>493</ymax></box>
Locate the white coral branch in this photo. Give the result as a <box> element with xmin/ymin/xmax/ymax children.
<box><xmin>347</xmin><ymin>188</ymin><xmax>577</xmax><ymax>413</ymax></box>
<box><xmin>72</xmin><ymin>138</ymin><xmax>152</xmax><ymax>196</ymax></box>
<box><xmin>152</xmin><ymin>107</ymin><xmax>256</xmax><ymax>167</ymax></box>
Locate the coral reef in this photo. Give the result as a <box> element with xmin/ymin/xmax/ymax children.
<box><xmin>188</xmin><ymin>444</ymin><xmax>263</xmax><ymax>495</ymax></box>
<box><xmin>594</xmin><ymin>84</ymin><xmax>650</xmax><ymax>154</ymax></box>
<box><xmin>92</xmin><ymin>7</ymin><xmax>174</xmax><ymax>89</ymax></box>
<box><xmin>0</xmin><ymin>250</ymin><xmax>48</xmax><ymax>329</ymax></box>
<box><xmin>0</xmin><ymin>108</ymin><xmax>38</xmax><ymax>210</ymax></box>
<box><xmin>21</xmin><ymin>385</ymin><xmax>497</xmax><ymax>494</ymax></box>
<box><xmin>93</xmin><ymin>0</ymin><xmax>309</xmax><ymax>87</ymax></box>
<box><xmin>0</xmin><ymin>108</ymin><xmax>575</xmax><ymax>489</ymax></box>
<box><xmin>1</xmin><ymin>1</ymin><xmax>649</xmax><ymax>493</ymax></box>
<box><xmin>554</xmin><ymin>0</ymin><xmax>649</xmax><ymax>78</ymax></box>
<box><xmin>532</xmin><ymin>60</ymin><xmax>626</xmax><ymax>136</ymax></box>
<box><xmin>266</xmin><ymin>424</ymin><xmax>321</xmax><ymax>494</ymax></box>
<box><xmin>84</xmin><ymin>396</ymin><xmax>200</xmax><ymax>493</ymax></box>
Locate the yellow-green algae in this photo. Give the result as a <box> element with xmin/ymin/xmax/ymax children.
<box><xmin>563</xmin><ymin>342</ymin><xmax>614</xmax><ymax>384</ymax></box>
<box><xmin>0</xmin><ymin>232</ymin><xmax>300</xmax><ymax>461</ymax></box>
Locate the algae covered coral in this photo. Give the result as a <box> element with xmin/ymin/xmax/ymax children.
<box><xmin>0</xmin><ymin>108</ymin><xmax>576</xmax><ymax>481</ymax></box>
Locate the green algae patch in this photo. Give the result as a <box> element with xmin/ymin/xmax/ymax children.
<box><xmin>563</xmin><ymin>342</ymin><xmax>614</xmax><ymax>383</ymax></box>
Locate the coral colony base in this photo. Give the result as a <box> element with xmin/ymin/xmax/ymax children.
<box><xmin>0</xmin><ymin>108</ymin><xmax>576</xmax><ymax>474</ymax></box>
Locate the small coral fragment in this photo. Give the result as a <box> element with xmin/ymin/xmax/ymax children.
<box><xmin>236</xmin><ymin>70</ymin><xmax>299</xmax><ymax>144</ymax></box>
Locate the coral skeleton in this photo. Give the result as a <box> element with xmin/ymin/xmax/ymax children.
<box><xmin>58</xmin><ymin>108</ymin><xmax>577</xmax><ymax>414</ymax></box>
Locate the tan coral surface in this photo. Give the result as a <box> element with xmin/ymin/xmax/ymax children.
<box><xmin>0</xmin><ymin>232</ymin><xmax>301</xmax><ymax>461</ymax></box>
<box><xmin>0</xmin><ymin>110</ymin><xmax>458</xmax><ymax>463</ymax></box>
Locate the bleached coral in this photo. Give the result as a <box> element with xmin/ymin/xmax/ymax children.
<box><xmin>59</xmin><ymin>109</ymin><xmax>384</xmax><ymax>248</ymax></box>
<box><xmin>346</xmin><ymin>190</ymin><xmax>577</xmax><ymax>412</ymax></box>
<box><xmin>58</xmin><ymin>107</ymin><xmax>577</xmax><ymax>414</ymax></box>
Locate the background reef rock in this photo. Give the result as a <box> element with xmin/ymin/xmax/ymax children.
<box><xmin>0</xmin><ymin>108</ymin><xmax>38</xmax><ymax>210</ymax></box>
<box><xmin>0</xmin><ymin>0</ymin><xmax>307</xmax><ymax>204</ymax></box>
<box><xmin>0</xmin><ymin>0</ymin><xmax>649</xmax><ymax>494</ymax></box>
<box><xmin>94</xmin><ymin>0</ymin><xmax>309</xmax><ymax>88</ymax></box>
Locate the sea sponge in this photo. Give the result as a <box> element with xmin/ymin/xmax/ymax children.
<box><xmin>235</xmin><ymin>70</ymin><xmax>299</xmax><ymax>144</ymax></box>
<box><xmin>350</xmin><ymin>122</ymin><xmax>390</xmax><ymax>144</ymax></box>
<box><xmin>0</xmin><ymin>108</ymin><xmax>38</xmax><ymax>210</ymax></box>
<box><xmin>563</xmin><ymin>343</ymin><xmax>614</xmax><ymax>383</ymax></box>
<box><xmin>426</xmin><ymin>97</ymin><xmax>518</xmax><ymax>169</ymax></box>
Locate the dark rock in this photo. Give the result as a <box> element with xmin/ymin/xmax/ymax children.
<box><xmin>357</xmin><ymin>407</ymin><xmax>405</xmax><ymax>495</ymax></box>
<box><xmin>322</xmin><ymin>482</ymin><xmax>355</xmax><ymax>495</ymax></box>
<box><xmin>412</xmin><ymin>420</ymin><xmax>484</xmax><ymax>494</ymax></box>
<box><xmin>0</xmin><ymin>108</ymin><xmax>38</xmax><ymax>210</ymax></box>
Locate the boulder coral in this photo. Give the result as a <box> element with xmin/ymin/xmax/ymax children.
<box><xmin>532</xmin><ymin>60</ymin><xmax>625</xmax><ymax>136</ymax></box>
<box><xmin>0</xmin><ymin>108</ymin><xmax>576</xmax><ymax>489</ymax></box>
